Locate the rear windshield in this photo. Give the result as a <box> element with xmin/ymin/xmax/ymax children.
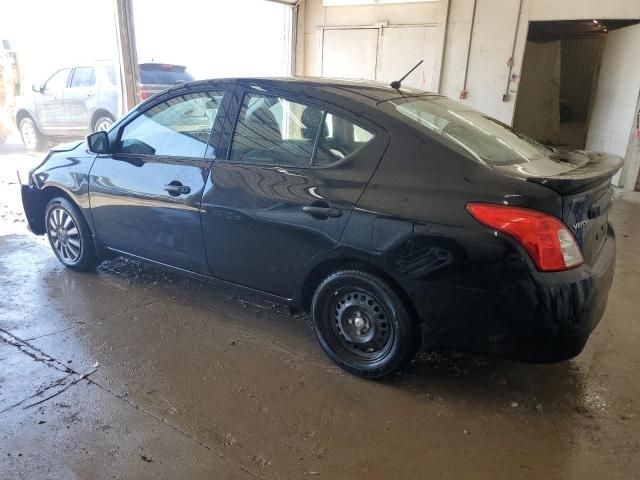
<box><xmin>383</xmin><ymin>96</ymin><xmax>552</xmax><ymax>166</ymax></box>
<box><xmin>139</xmin><ymin>65</ymin><xmax>194</xmax><ymax>85</ymax></box>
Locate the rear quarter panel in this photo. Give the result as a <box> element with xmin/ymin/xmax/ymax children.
<box><xmin>341</xmin><ymin>122</ymin><xmax>563</xmax><ymax>330</ymax></box>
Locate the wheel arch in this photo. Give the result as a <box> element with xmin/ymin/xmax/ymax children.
<box><xmin>90</xmin><ymin>108</ymin><xmax>115</xmax><ymax>131</ymax></box>
<box><xmin>15</xmin><ymin>108</ymin><xmax>40</xmax><ymax>131</ymax></box>
<box><xmin>28</xmin><ymin>186</ymin><xmax>78</xmax><ymax>235</ymax></box>
<box><xmin>297</xmin><ymin>252</ymin><xmax>419</xmax><ymax>324</ymax></box>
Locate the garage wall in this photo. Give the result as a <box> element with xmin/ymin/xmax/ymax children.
<box><xmin>300</xmin><ymin>0</ymin><xmax>448</xmax><ymax>91</ymax></box>
<box><xmin>585</xmin><ymin>23</ymin><xmax>640</xmax><ymax>189</ymax></box>
<box><xmin>299</xmin><ymin>0</ymin><xmax>640</xmax><ymax>125</ymax></box>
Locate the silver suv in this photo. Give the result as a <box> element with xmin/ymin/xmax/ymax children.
<box><xmin>15</xmin><ymin>62</ymin><xmax>194</xmax><ymax>150</ymax></box>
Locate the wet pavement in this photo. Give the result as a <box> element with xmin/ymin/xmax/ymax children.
<box><xmin>1</xmin><ymin>141</ymin><xmax>639</xmax><ymax>479</ymax></box>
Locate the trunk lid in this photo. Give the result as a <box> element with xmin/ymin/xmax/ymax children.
<box><xmin>497</xmin><ymin>150</ymin><xmax>622</xmax><ymax>264</ymax></box>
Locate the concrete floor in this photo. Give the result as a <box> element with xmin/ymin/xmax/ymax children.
<box><xmin>1</xmin><ymin>140</ymin><xmax>640</xmax><ymax>479</ymax></box>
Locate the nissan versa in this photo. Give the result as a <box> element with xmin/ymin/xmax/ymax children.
<box><xmin>20</xmin><ymin>78</ymin><xmax>620</xmax><ymax>378</ymax></box>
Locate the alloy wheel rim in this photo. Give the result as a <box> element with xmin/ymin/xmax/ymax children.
<box><xmin>96</xmin><ymin>119</ymin><xmax>112</xmax><ymax>132</ymax></box>
<box><xmin>330</xmin><ymin>288</ymin><xmax>394</xmax><ymax>362</ymax></box>
<box><xmin>21</xmin><ymin>120</ymin><xmax>37</xmax><ymax>149</ymax></box>
<box><xmin>47</xmin><ymin>207</ymin><xmax>82</xmax><ymax>263</ymax></box>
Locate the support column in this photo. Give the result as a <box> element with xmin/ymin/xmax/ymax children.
<box><xmin>113</xmin><ymin>0</ymin><xmax>140</xmax><ymax>116</ymax></box>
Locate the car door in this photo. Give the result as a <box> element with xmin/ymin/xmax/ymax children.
<box><xmin>89</xmin><ymin>87</ymin><xmax>227</xmax><ymax>274</ymax></box>
<box><xmin>201</xmin><ymin>85</ymin><xmax>389</xmax><ymax>298</ymax></box>
<box><xmin>63</xmin><ymin>66</ymin><xmax>98</xmax><ymax>135</ymax></box>
<box><xmin>35</xmin><ymin>68</ymin><xmax>71</xmax><ymax>134</ymax></box>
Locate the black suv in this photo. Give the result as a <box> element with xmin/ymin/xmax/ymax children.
<box><xmin>21</xmin><ymin>78</ymin><xmax>619</xmax><ymax>378</ymax></box>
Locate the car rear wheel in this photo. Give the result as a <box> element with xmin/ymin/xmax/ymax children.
<box><xmin>19</xmin><ymin>117</ymin><xmax>48</xmax><ymax>151</ymax></box>
<box><xmin>311</xmin><ymin>270</ymin><xmax>417</xmax><ymax>378</ymax></box>
<box><xmin>92</xmin><ymin>114</ymin><xmax>114</xmax><ymax>133</ymax></box>
<box><xmin>45</xmin><ymin>197</ymin><xmax>99</xmax><ymax>272</ymax></box>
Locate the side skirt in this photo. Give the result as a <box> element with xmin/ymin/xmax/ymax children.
<box><xmin>103</xmin><ymin>247</ymin><xmax>296</xmax><ymax>308</ymax></box>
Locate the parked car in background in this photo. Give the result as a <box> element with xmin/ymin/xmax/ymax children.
<box><xmin>21</xmin><ymin>78</ymin><xmax>620</xmax><ymax>378</ymax></box>
<box><xmin>15</xmin><ymin>62</ymin><xmax>193</xmax><ymax>150</ymax></box>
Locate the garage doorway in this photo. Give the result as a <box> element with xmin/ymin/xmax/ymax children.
<box><xmin>514</xmin><ymin>20</ymin><xmax>639</xmax><ymax>149</ymax></box>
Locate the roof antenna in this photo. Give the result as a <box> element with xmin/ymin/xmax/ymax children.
<box><xmin>390</xmin><ymin>59</ymin><xmax>423</xmax><ymax>90</ymax></box>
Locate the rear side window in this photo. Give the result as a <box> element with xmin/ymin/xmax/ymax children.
<box><xmin>116</xmin><ymin>90</ymin><xmax>224</xmax><ymax>158</ymax></box>
<box><xmin>230</xmin><ymin>94</ymin><xmax>322</xmax><ymax>167</ymax></box>
<box><xmin>230</xmin><ymin>93</ymin><xmax>375</xmax><ymax>168</ymax></box>
<box><xmin>139</xmin><ymin>64</ymin><xmax>194</xmax><ymax>85</ymax></box>
<box><xmin>105</xmin><ymin>66</ymin><xmax>117</xmax><ymax>85</ymax></box>
<box><xmin>315</xmin><ymin>112</ymin><xmax>375</xmax><ymax>166</ymax></box>
<box><xmin>70</xmin><ymin>67</ymin><xmax>95</xmax><ymax>88</ymax></box>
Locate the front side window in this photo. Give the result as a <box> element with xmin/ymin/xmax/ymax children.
<box><xmin>70</xmin><ymin>67</ymin><xmax>95</xmax><ymax>88</ymax></box>
<box><xmin>43</xmin><ymin>68</ymin><xmax>71</xmax><ymax>94</ymax></box>
<box><xmin>230</xmin><ymin>93</ymin><xmax>375</xmax><ymax>168</ymax></box>
<box><xmin>116</xmin><ymin>90</ymin><xmax>224</xmax><ymax>158</ymax></box>
<box><xmin>384</xmin><ymin>96</ymin><xmax>552</xmax><ymax>166</ymax></box>
<box><xmin>230</xmin><ymin>93</ymin><xmax>323</xmax><ymax>167</ymax></box>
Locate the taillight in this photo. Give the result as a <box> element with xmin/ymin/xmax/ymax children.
<box><xmin>466</xmin><ymin>203</ymin><xmax>583</xmax><ymax>271</ymax></box>
<box><xmin>139</xmin><ymin>86</ymin><xmax>149</xmax><ymax>100</ymax></box>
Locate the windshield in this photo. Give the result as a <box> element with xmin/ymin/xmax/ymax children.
<box><xmin>385</xmin><ymin>96</ymin><xmax>552</xmax><ymax>166</ymax></box>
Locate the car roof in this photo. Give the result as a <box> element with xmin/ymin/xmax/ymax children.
<box><xmin>176</xmin><ymin>76</ymin><xmax>442</xmax><ymax>105</ymax></box>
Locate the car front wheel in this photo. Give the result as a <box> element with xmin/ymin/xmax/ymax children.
<box><xmin>45</xmin><ymin>197</ymin><xmax>99</xmax><ymax>272</ymax></box>
<box><xmin>311</xmin><ymin>270</ymin><xmax>417</xmax><ymax>378</ymax></box>
<box><xmin>19</xmin><ymin>117</ymin><xmax>48</xmax><ymax>151</ymax></box>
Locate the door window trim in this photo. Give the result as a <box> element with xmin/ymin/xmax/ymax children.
<box><xmin>111</xmin><ymin>86</ymin><xmax>229</xmax><ymax>162</ymax></box>
<box><xmin>222</xmin><ymin>87</ymin><xmax>377</xmax><ymax>169</ymax></box>
<box><xmin>43</xmin><ymin>68</ymin><xmax>72</xmax><ymax>91</ymax></box>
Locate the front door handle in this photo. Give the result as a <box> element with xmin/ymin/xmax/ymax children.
<box><xmin>302</xmin><ymin>205</ymin><xmax>342</xmax><ymax>218</ymax></box>
<box><xmin>163</xmin><ymin>183</ymin><xmax>191</xmax><ymax>196</ymax></box>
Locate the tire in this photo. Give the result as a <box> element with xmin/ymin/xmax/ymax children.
<box><xmin>92</xmin><ymin>114</ymin><xmax>114</xmax><ymax>133</ymax></box>
<box><xmin>311</xmin><ymin>270</ymin><xmax>417</xmax><ymax>378</ymax></box>
<box><xmin>19</xmin><ymin>117</ymin><xmax>48</xmax><ymax>151</ymax></box>
<box><xmin>45</xmin><ymin>197</ymin><xmax>99</xmax><ymax>272</ymax></box>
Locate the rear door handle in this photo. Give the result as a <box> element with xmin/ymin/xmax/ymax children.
<box><xmin>163</xmin><ymin>183</ymin><xmax>191</xmax><ymax>196</ymax></box>
<box><xmin>302</xmin><ymin>205</ymin><xmax>342</xmax><ymax>218</ymax></box>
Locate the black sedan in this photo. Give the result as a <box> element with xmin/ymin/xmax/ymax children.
<box><xmin>21</xmin><ymin>78</ymin><xmax>620</xmax><ymax>378</ymax></box>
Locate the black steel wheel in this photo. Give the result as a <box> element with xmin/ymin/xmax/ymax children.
<box><xmin>45</xmin><ymin>197</ymin><xmax>99</xmax><ymax>272</ymax></box>
<box><xmin>311</xmin><ymin>270</ymin><xmax>416</xmax><ymax>378</ymax></box>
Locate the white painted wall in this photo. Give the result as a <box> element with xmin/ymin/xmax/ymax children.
<box><xmin>301</xmin><ymin>0</ymin><xmax>447</xmax><ymax>83</ymax></box>
<box><xmin>586</xmin><ymin>23</ymin><xmax>640</xmax><ymax>188</ymax></box>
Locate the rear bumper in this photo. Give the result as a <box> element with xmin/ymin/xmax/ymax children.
<box><xmin>425</xmin><ymin>225</ymin><xmax>616</xmax><ymax>363</ymax></box>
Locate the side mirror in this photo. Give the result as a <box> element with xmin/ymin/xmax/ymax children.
<box><xmin>32</xmin><ymin>83</ymin><xmax>43</xmax><ymax>93</ymax></box>
<box><xmin>86</xmin><ymin>131</ymin><xmax>111</xmax><ymax>154</ymax></box>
